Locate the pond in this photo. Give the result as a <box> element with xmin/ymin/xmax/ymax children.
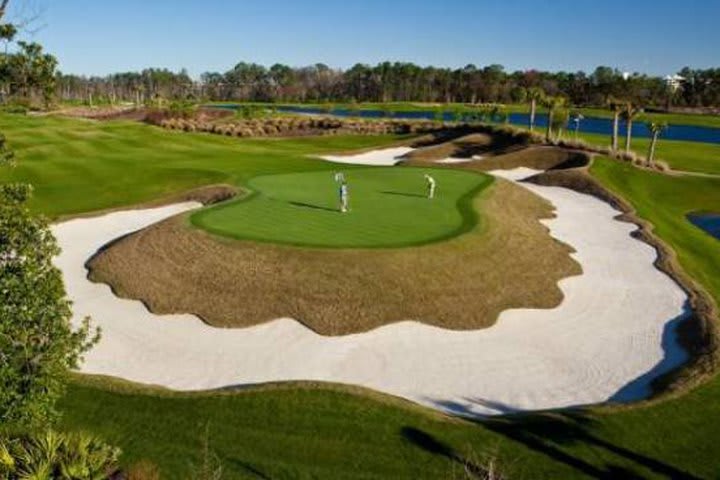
<box><xmin>213</xmin><ymin>104</ymin><xmax>720</xmax><ymax>145</ymax></box>
<box><xmin>687</xmin><ymin>212</ymin><xmax>720</xmax><ymax>240</ymax></box>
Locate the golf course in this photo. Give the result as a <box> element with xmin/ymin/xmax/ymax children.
<box><xmin>2</xmin><ymin>2</ymin><xmax>720</xmax><ymax>479</ymax></box>
<box><xmin>0</xmin><ymin>109</ymin><xmax>715</xmax><ymax>477</ymax></box>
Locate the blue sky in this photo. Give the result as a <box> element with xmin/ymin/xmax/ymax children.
<box><xmin>13</xmin><ymin>0</ymin><xmax>720</xmax><ymax>77</ymax></box>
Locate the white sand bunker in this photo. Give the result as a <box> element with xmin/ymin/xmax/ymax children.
<box><xmin>319</xmin><ymin>147</ymin><xmax>413</xmax><ymax>166</ymax></box>
<box><xmin>52</xmin><ymin>170</ymin><xmax>689</xmax><ymax>416</ymax></box>
<box><xmin>435</xmin><ymin>157</ymin><xmax>473</xmax><ymax>164</ymax></box>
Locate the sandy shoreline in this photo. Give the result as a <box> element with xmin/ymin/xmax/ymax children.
<box><xmin>51</xmin><ymin>169</ymin><xmax>689</xmax><ymax>416</ymax></box>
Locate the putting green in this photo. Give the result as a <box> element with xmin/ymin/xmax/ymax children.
<box><xmin>191</xmin><ymin>167</ymin><xmax>492</xmax><ymax>248</ymax></box>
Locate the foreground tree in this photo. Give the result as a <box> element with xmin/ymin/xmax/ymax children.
<box><xmin>646</xmin><ymin>121</ymin><xmax>668</xmax><ymax>167</ymax></box>
<box><xmin>0</xmin><ymin>2</ymin><xmax>96</xmax><ymax>429</ymax></box>
<box><xmin>0</xmin><ymin>135</ymin><xmax>97</xmax><ymax>429</ymax></box>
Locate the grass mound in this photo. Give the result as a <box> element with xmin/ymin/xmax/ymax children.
<box><xmin>191</xmin><ymin>167</ymin><xmax>491</xmax><ymax>248</ymax></box>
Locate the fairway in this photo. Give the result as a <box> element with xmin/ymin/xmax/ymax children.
<box><xmin>191</xmin><ymin>167</ymin><xmax>491</xmax><ymax>247</ymax></box>
<box><xmin>2</xmin><ymin>1</ymin><xmax>720</xmax><ymax>478</ymax></box>
<box><xmin>0</xmin><ymin>114</ymin><xmax>409</xmax><ymax>217</ymax></box>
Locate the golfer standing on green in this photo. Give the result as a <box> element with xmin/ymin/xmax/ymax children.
<box><xmin>424</xmin><ymin>174</ymin><xmax>436</xmax><ymax>199</ymax></box>
<box><xmin>339</xmin><ymin>180</ymin><xmax>349</xmax><ymax>213</ymax></box>
<box><xmin>334</xmin><ymin>172</ymin><xmax>349</xmax><ymax>212</ymax></box>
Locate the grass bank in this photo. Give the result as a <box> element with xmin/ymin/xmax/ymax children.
<box><xmin>576</xmin><ymin>131</ymin><xmax>720</xmax><ymax>175</ymax></box>
<box><xmin>60</xmin><ymin>370</ymin><xmax>720</xmax><ymax>479</ymax></box>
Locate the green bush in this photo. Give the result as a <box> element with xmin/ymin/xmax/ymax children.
<box><xmin>0</xmin><ymin>104</ymin><xmax>28</xmax><ymax>115</ymax></box>
<box><xmin>0</xmin><ymin>131</ymin><xmax>98</xmax><ymax>431</ymax></box>
<box><xmin>234</xmin><ymin>104</ymin><xmax>266</xmax><ymax>119</ymax></box>
<box><xmin>0</xmin><ymin>430</ymin><xmax>120</xmax><ymax>479</ymax></box>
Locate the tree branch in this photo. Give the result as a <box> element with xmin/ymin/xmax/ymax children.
<box><xmin>0</xmin><ymin>0</ymin><xmax>10</xmax><ymax>21</ymax></box>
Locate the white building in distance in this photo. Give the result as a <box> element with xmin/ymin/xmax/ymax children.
<box><xmin>665</xmin><ymin>74</ymin><xmax>685</xmax><ymax>92</ymax></box>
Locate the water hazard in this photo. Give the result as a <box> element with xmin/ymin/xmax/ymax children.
<box><xmin>687</xmin><ymin>212</ymin><xmax>720</xmax><ymax>240</ymax></box>
<box><xmin>213</xmin><ymin>104</ymin><xmax>720</xmax><ymax>145</ymax></box>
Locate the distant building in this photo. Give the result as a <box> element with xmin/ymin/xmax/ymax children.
<box><xmin>665</xmin><ymin>74</ymin><xmax>685</xmax><ymax>92</ymax></box>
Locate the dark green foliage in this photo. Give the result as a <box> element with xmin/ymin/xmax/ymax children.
<box><xmin>0</xmin><ymin>133</ymin><xmax>13</xmax><ymax>166</ymax></box>
<box><xmin>0</xmin><ymin>130</ymin><xmax>97</xmax><ymax>430</ymax></box>
<box><xmin>233</xmin><ymin>104</ymin><xmax>266</xmax><ymax>119</ymax></box>
<box><xmin>0</xmin><ymin>185</ymin><xmax>98</xmax><ymax>429</ymax></box>
<box><xmin>4</xmin><ymin>41</ymin><xmax>58</xmax><ymax>107</ymax></box>
<box><xmin>168</xmin><ymin>99</ymin><xmax>197</xmax><ymax>117</ymax></box>
<box><xmin>0</xmin><ymin>22</ymin><xmax>15</xmax><ymax>42</ymax></box>
<box><xmin>0</xmin><ymin>430</ymin><xmax>120</xmax><ymax>479</ymax></box>
<box><xmin>56</xmin><ymin>62</ymin><xmax>720</xmax><ymax>109</ymax></box>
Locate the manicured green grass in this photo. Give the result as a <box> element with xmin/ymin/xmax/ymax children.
<box><xmin>576</xmin><ymin>131</ymin><xmax>720</xmax><ymax>175</ymax></box>
<box><xmin>192</xmin><ymin>168</ymin><xmax>490</xmax><ymax>248</ymax></box>
<box><xmin>0</xmin><ymin>114</ymin><xmax>409</xmax><ymax>218</ymax></box>
<box><xmin>576</xmin><ymin>107</ymin><xmax>720</xmax><ymax>129</ymax></box>
<box><xmin>59</xmin><ymin>374</ymin><xmax>720</xmax><ymax>479</ymax></box>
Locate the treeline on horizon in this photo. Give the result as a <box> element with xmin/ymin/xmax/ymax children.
<box><xmin>54</xmin><ymin>62</ymin><xmax>720</xmax><ymax>109</ymax></box>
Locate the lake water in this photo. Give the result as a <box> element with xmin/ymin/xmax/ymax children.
<box><xmin>687</xmin><ymin>212</ymin><xmax>720</xmax><ymax>240</ymax></box>
<box><xmin>214</xmin><ymin>105</ymin><xmax>720</xmax><ymax>145</ymax></box>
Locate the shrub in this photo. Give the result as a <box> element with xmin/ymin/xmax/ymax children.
<box><xmin>0</xmin><ymin>430</ymin><xmax>120</xmax><ymax>480</ymax></box>
<box><xmin>1</xmin><ymin>152</ymin><xmax>98</xmax><ymax>429</ymax></box>
<box><xmin>168</xmin><ymin>100</ymin><xmax>196</xmax><ymax>118</ymax></box>
<box><xmin>0</xmin><ymin>104</ymin><xmax>28</xmax><ymax>115</ymax></box>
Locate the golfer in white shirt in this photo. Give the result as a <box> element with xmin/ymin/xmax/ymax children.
<box><xmin>424</xmin><ymin>174</ymin><xmax>436</xmax><ymax>199</ymax></box>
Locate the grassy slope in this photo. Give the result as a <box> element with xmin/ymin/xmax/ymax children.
<box><xmin>60</xmin><ymin>374</ymin><xmax>720</xmax><ymax>479</ymax></box>
<box><xmin>192</xmin><ymin>168</ymin><xmax>490</xmax><ymax>248</ymax></box>
<box><xmin>578</xmin><ymin>131</ymin><xmax>720</xmax><ymax>175</ymax></box>
<box><xmin>0</xmin><ymin>114</ymin><xmax>408</xmax><ymax>217</ymax></box>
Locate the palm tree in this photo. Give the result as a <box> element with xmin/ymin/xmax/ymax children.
<box><xmin>622</xmin><ymin>103</ymin><xmax>643</xmax><ymax>153</ymax></box>
<box><xmin>526</xmin><ymin>87</ymin><xmax>545</xmax><ymax>131</ymax></box>
<box><xmin>606</xmin><ymin>97</ymin><xmax>624</xmax><ymax>151</ymax></box>
<box><xmin>646</xmin><ymin>121</ymin><xmax>668</xmax><ymax>166</ymax></box>
<box><xmin>543</xmin><ymin>95</ymin><xmax>566</xmax><ymax>142</ymax></box>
